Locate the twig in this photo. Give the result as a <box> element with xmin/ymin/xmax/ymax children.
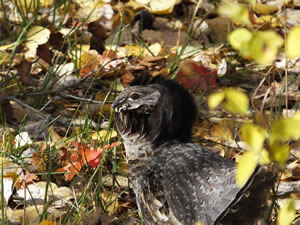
<box><xmin>58</xmin><ymin>93</ymin><xmax>110</xmax><ymax>104</ymax></box>
<box><xmin>12</xmin><ymin>97</ymin><xmax>43</xmax><ymax>114</ymax></box>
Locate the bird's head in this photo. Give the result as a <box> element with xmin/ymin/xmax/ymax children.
<box><xmin>112</xmin><ymin>86</ymin><xmax>161</xmax><ymax>114</ymax></box>
<box><xmin>112</xmin><ymin>77</ymin><xmax>197</xmax><ymax>146</ymax></box>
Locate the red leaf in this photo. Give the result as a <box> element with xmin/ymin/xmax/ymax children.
<box><xmin>59</xmin><ymin>147</ymin><xmax>68</xmax><ymax>161</ymax></box>
<box><xmin>57</xmin><ymin>142</ymin><xmax>92</xmax><ymax>180</ymax></box>
<box><xmin>177</xmin><ymin>62</ymin><xmax>218</xmax><ymax>92</ymax></box>
<box><xmin>104</xmin><ymin>142</ymin><xmax>122</xmax><ymax>150</ymax></box>
<box><xmin>88</xmin><ymin>148</ymin><xmax>103</xmax><ymax>168</ymax></box>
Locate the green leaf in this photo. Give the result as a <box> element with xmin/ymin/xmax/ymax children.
<box><xmin>236</xmin><ymin>151</ymin><xmax>257</xmax><ymax>187</ymax></box>
<box><xmin>278</xmin><ymin>200</ymin><xmax>296</xmax><ymax>225</ymax></box>
<box><xmin>269</xmin><ymin>141</ymin><xmax>290</xmax><ymax>166</ymax></box>
<box><xmin>217</xmin><ymin>3</ymin><xmax>251</xmax><ymax>25</ymax></box>
<box><xmin>241</xmin><ymin>123</ymin><xmax>266</xmax><ymax>153</ymax></box>
<box><xmin>207</xmin><ymin>91</ymin><xmax>225</xmax><ymax>109</ymax></box>
<box><xmin>271</xmin><ymin>114</ymin><xmax>300</xmax><ymax>141</ymax></box>
<box><xmin>248</xmin><ymin>31</ymin><xmax>283</xmax><ymax>65</ymax></box>
<box><xmin>287</xmin><ymin>26</ymin><xmax>300</xmax><ymax>59</ymax></box>
<box><xmin>224</xmin><ymin>88</ymin><xmax>249</xmax><ymax>115</ymax></box>
<box><xmin>228</xmin><ymin>28</ymin><xmax>252</xmax><ymax>57</ymax></box>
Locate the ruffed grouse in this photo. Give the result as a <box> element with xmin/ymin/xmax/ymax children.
<box><xmin>112</xmin><ymin>76</ymin><xmax>276</xmax><ymax>225</ymax></box>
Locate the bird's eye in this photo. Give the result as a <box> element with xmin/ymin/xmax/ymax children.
<box><xmin>129</xmin><ymin>92</ymin><xmax>139</xmax><ymax>100</ymax></box>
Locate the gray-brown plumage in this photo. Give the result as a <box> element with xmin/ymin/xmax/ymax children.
<box><xmin>112</xmin><ymin>76</ymin><xmax>276</xmax><ymax>225</ymax></box>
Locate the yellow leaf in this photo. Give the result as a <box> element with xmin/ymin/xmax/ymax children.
<box><xmin>150</xmin><ymin>0</ymin><xmax>177</xmax><ymax>14</ymax></box>
<box><xmin>217</xmin><ymin>3</ymin><xmax>251</xmax><ymax>25</ymax></box>
<box><xmin>241</xmin><ymin>123</ymin><xmax>266</xmax><ymax>153</ymax></box>
<box><xmin>126</xmin><ymin>1</ymin><xmax>145</xmax><ymax>10</ymax></box>
<box><xmin>240</xmin><ymin>0</ymin><xmax>256</xmax><ymax>8</ymax></box>
<box><xmin>101</xmin><ymin>191</ymin><xmax>119</xmax><ymax>215</ymax></box>
<box><xmin>13</xmin><ymin>0</ymin><xmax>39</xmax><ymax>13</ymax></box>
<box><xmin>0</xmin><ymin>43</ymin><xmax>15</xmax><ymax>51</ymax></box>
<box><xmin>277</xmin><ymin>200</ymin><xmax>296</xmax><ymax>225</ymax></box>
<box><xmin>147</xmin><ymin>43</ymin><xmax>162</xmax><ymax>56</ymax></box>
<box><xmin>92</xmin><ymin>130</ymin><xmax>118</xmax><ymax>141</ymax></box>
<box><xmin>260</xmin><ymin>149</ymin><xmax>271</xmax><ymax>164</ymax></box>
<box><xmin>236</xmin><ymin>151</ymin><xmax>257</xmax><ymax>187</ymax></box>
<box><xmin>254</xmin><ymin>3</ymin><xmax>278</xmax><ymax>15</ymax></box>
<box><xmin>207</xmin><ymin>91</ymin><xmax>225</xmax><ymax>109</ymax></box>
<box><xmin>287</xmin><ymin>26</ymin><xmax>300</xmax><ymax>59</ymax></box>
<box><xmin>124</xmin><ymin>45</ymin><xmax>145</xmax><ymax>56</ymax></box>
<box><xmin>0</xmin><ymin>51</ymin><xmax>11</xmax><ymax>65</ymax></box>
<box><xmin>25</xmin><ymin>26</ymin><xmax>50</xmax><ymax>60</ymax></box>
<box><xmin>269</xmin><ymin>141</ymin><xmax>290</xmax><ymax>166</ymax></box>
<box><xmin>228</xmin><ymin>28</ymin><xmax>252</xmax><ymax>56</ymax></box>
<box><xmin>271</xmin><ymin>114</ymin><xmax>300</xmax><ymax>141</ymax></box>
<box><xmin>136</xmin><ymin>0</ymin><xmax>151</xmax><ymax>4</ymax></box>
<box><xmin>195</xmin><ymin>222</ymin><xmax>203</xmax><ymax>225</ymax></box>
<box><xmin>224</xmin><ymin>88</ymin><xmax>249</xmax><ymax>115</ymax></box>
<box><xmin>39</xmin><ymin>220</ymin><xmax>58</xmax><ymax>225</ymax></box>
<box><xmin>255</xmin><ymin>15</ymin><xmax>282</xmax><ymax>28</ymax></box>
<box><xmin>79</xmin><ymin>50</ymin><xmax>99</xmax><ymax>68</ymax></box>
<box><xmin>26</xmin><ymin>26</ymin><xmax>50</xmax><ymax>45</ymax></box>
<box><xmin>210</xmin><ymin>120</ymin><xmax>235</xmax><ymax>142</ymax></box>
<box><xmin>248</xmin><ymin>31</ymin><xmax>283</xmax><ymax>65</ymax></box>
<box><xmin>40</xmin><ymin>0</ymin><xmax>54</xmax><ymax>7</ymax></box>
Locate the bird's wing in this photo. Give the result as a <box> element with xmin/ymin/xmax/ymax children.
<box><xmin>156</xmin><ymin>143</ymin><xmax>245</xmax><ymax>225</ymax></box>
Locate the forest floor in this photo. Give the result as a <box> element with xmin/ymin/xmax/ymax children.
<box><xmin>0</xmin><ymin>0</ymin><xmax>300</xmax><ymax>224</ymax></box>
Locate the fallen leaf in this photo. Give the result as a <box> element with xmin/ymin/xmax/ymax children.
<box><xmin>21</xmin><ymin>173</ymin><xmax>39</xmax><ymax>188</ymax></box>
<box><xmin>39</xmin><ymin>220</ymin><xmax>58</xmax><ymax>225</ymax></box>
<box><xmin>177</xmin><ymin>62</ymin><xmax>218</xmax><ymax>92</ymax></box>
<box><xmin>101</xmin><ymin>191</ymin><xmax>119</xmax><ymax>215</ymax></box>
<box><xmin>254</xmin><ymin>3</ymin><xmax>278</xmax><ymax>15</ymax></box>
<box><xmin>150</xmin><ymin>0</ymin><xmax>178</xmax><ymax>14</ymax></box>
<box><xmin>15</xmin><ymin>60</ymin><xmax>35</xmax><ymax>86</ymax></box>
<box><xmin>88</xmin><ymin>147</ymin><xmax>103</xmax><ymax>169</ymax></box>
<box><xmin>25</xmin><ymin>26</ymin><xmax>50</xmax><ymax>61</ymax></box>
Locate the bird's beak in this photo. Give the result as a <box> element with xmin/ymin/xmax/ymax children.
<box><xmin>111</xmin><ymin>100</ymin><xmax>119</xmax><ymax>108</ymax></box>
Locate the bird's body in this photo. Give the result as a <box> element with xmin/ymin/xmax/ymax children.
<box><xmin>112</xmin><ymin>77</ymin><xmax>276</xmax><ymax>225</ymax></box>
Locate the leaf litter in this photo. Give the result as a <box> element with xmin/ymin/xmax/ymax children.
<box><xmin>0</xmin><ymin>0</ymin><xmax>300</xmax><ymax>224</ymax></box>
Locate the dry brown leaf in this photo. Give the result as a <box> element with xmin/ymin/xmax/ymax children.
<box><xmin>15</xmin><ymin>60</ymin><xmax>36</xmax><ymax>86</ymax></box>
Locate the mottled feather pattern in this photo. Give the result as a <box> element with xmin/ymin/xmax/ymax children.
<box><xmin>112</xmin><ymin>76</ymin><xmax>276</xmax><ymax>225</ymax></box>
